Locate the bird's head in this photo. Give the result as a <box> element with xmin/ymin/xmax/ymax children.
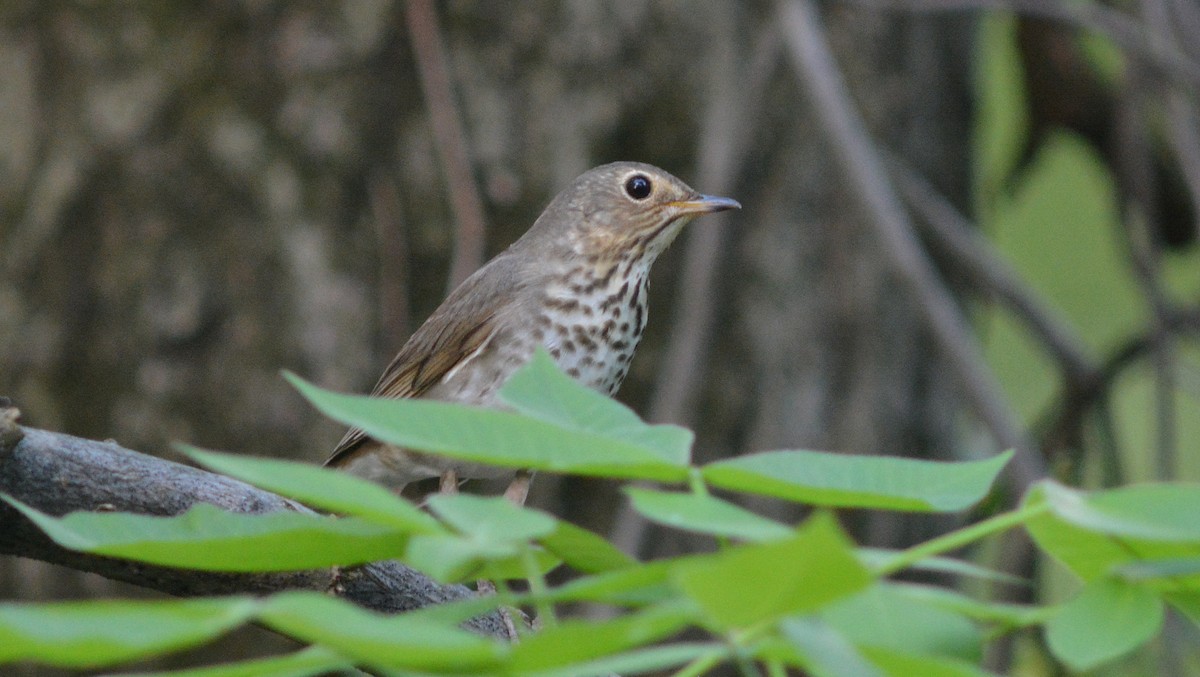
<box><xmin>521</xmin><ymin>161</ymin><xmax>740</xmax><ymax>268</ymax></box>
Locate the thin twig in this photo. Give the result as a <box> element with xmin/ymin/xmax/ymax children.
<box><xmin>405</xmin><ymin>0</ymin><xmax>488</xmax><ymax>290</ymax></box>
<box><xmin>776</xmin><ymin>0</ymin><xmax>1046</xmax><ymax>492</ymax></box>
<box><xmin>837</xmin><ymin>0</ymin><xmax>1200</xmax><ymax>89</ymax></box>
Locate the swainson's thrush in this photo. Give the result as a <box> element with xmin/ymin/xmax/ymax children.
<box><xmin>325</xmin><ymin>162</ymin><xmax>739</xmax><ymax>500</ymax></box>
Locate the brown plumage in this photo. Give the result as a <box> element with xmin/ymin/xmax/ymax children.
<box><xmin>325</xmin><ymin>161</ymin><xmax>739</xmax><ymax>498</ymax></box>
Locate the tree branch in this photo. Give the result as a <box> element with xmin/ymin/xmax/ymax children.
<box><xmin>406</xmin><ymin>0</ymin><xmax>489</xmax><ymax>290</ymax></box>
<box><xmin>838</xmin><ymin>0</ymin><xmax>1200</xmax><ymax>89</ymax></box>
<box><xmin>0</xmin><ymin>404</ymin><xmax>508</xmax><ymax>638</ymax></box>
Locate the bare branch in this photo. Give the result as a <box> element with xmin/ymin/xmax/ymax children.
<box><xmin>838</xmin><ymin>0</ymin><xmax>1200</xmax><ymax>89</ymax></box>
<box><xmin>406</xmin><ymin>0</ymin><xmax>488</xmax><ymax>290</ymax></box>
<box><xmin>0</xmin><ymin>408</ymin><xmax>508</xmax><ymax>638</ymax></box>
<box><xmin>776</xmin><ymin>0</ymin><xmax>1046</xmax><ymax>492</ymax></box>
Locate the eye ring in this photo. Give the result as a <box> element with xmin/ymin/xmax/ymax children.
<box><xmin>624</xmin><ymin>174</ymin><xmax>652</xmax><ymax>200</ymax></box>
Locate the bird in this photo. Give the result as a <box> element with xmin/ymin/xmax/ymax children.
<box><xmin>325</xmin><ymin>161</ymin><xmax>740</xmax><ymax>503</ymax></box>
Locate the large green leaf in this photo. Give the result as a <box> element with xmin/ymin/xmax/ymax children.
<box><xmin>257</xmin><ymin>592</ymin><xmax>506</xmax><ymax>672</ymax></box>
<box><xmin>539</xmin><ymin>520</ymin><xmax>636</xmax><ymax>573</ymax></box>
<box><xmin>507</xmin><ymin>601</ymin><xmax>697</xmax><ymax>673</ymax></box>
<box><xmin>702</xmin><ymin>450</ymin><xmax>1011</xmax><ymax>512</ymax></box>
<box><xmin>181</xmin><ymin>446</ymin><xmax>442</xmax><ymax>533</ymax></box>
<box><xmin>1044</xmin><ymin>578</ymin><xmax>1163</xmax><ymax>672</ymax></box>
<box><xmin>4</xmin><ymin>496</ymin><xmax>404</xmax><ymax>571</ymax></box>
<box><xmin>286</xmin><ymin>372</ymin><xmax>690</xmax><ymax>482</ymax></box>
<box><xmin>983</xmin><ymin>132</ymin><xmax>1135</xmax><ymax>424</ymax></box>
<box><xmin>624</xmin><ymin>488</ymin><xmax>792</xmax><ymax>542</ymax></box>
<box><xmin>1038</xmin><ymin>481</ymin><xmax>1200</xmax><ymax>541</ymax></box>
<box><xmin>398</xmin><ymin>494</ymin><xmax>564</xmax><ymax>582</ymax></box>
<box><xmin>0</xmin><ymin>597</ymin><xmax>256</xmax><ymax>668</ymax></box>
<box><xmin>548</xmin><ymin>559</ymin><xmax>677</xmax><ymax>607</ymax></box>
<box><xmin>403</xmin><ymin>533</ymin><xmax>559</xmax><ymax>583</ymax></box>
<box><xmin>672</xmin><ymin>512</ymin><xmax>871</xmax><ymax>629</ymax></box>
<box><xmin>1025</xmin><ymin>482</ymin><xmax>1200</xmax><ymax>586</ymax></box>
<box><xmin>822</xmin><ymin>583</ymin><xmax>983</xmax><ymax>663</ymax></box>
<box><xmin>779</xmin><ymin>617</ymin><xmax>886</xmax><ymax>677</ymax></box>
<box><xmin>108</xmin><ymin>646</ymin><xmax>351</xmax><ymax>677</ymax></box>
<box><xmin>973</xmin><ymin>12</ymin><xmax>1027</xmax><ymax>206</ymax></box>
<box><xmin>861</xmin><ymin>647</ymin><xmax>997</xmax><ymax>677</ymax></box>
<box><xmin>518</xmin><ymin>643</ymin><xmax>720</xmax><ymax>677</ymax></box>
<box><xmin>499</xmin><ymin>349</ymin><xmax>693</xmax><ymax>464</ymax></box>
<box><xmin>427</xmin><ymin>493</ymin><xmax>558</xmax><ymax>543</ymax></box>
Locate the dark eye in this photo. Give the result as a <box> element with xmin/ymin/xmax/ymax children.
<box><xmin>624</xmin><ymin>174</ymin><xmax>652</xmax><ymax>200</ymax></box>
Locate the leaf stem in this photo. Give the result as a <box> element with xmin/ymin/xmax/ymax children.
<box><xmin>522</xmin><ymin>547</ymin><xmax>557</xmax><ymax>627</ymax></box>
<box><xmin>875</xmin><ymin>502</ymin><xmax>1050</xmax><ymax>576</ymax></box>
<box><xmin>673</xmin><ymin>648</ymin><xmax>728</xmax><ymax>677</ymax></box>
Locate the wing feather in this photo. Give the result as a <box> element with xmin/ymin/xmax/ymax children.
<box><xmin>324</xmin><ymin>253</ymin><xmax>523</xmax><ymax>467</ymax></box>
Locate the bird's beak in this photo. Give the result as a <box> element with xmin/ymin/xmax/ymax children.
<box><xmin>668</xmin><ymin>194</ymin><xmax>742</xmax><ymax>215</ymax></box>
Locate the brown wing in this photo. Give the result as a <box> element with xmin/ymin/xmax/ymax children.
<box><xmin>324</xmin><ymin>253</ymin><xmax>521</xmax><ymax>467</ymax></box>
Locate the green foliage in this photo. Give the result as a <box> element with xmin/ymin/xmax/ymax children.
<box><xmin>5</xmin><ymin>354</ymin><xmax>1200</xmax><ymax>675</ymax></box>
<box><xmin>702</xmin><ymin>449</ymin><xmax>1013</xmax><ymax>512</ymax></box>
<box><xmin>974</xmin><ymin>9</ymin><xmax>1200</xmax><ymax>486</ymax></box>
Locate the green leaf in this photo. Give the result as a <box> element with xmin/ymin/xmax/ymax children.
<box><xmin>499</xmin><ymin>349</ymin><xmax>693</xmax><ymax>464</ymax></box>
<box><xmin>702</xmin><ymin>450</ymin><xmax>1011</xmax><ymax>512</ymax></box>
<box><xmin>427</xmin><ymin>493</ymin><xmax>558</xmax><ymax>543</ymax></box>
<box><xmin>257</xmin><ymin>592</ymin><xmax>506</xmax><ymax>672</ymax></box>
<box><xmin>1024</xmin><ymin>482</ymin><xmax>1200</xmax><ymax>585</ymax></box>
<box><xmin>625</xmin><ymin>488</ymin><xmax>793</xmax><ymax>541</ymax></box>
<box><xmin>0</xmin><ymin>597</ymin><xmax>256</xmax><ymax>668</ymax></box>
<box><xmin>989</xmin><ymin>133</ymin><xmax>1135</xmax><ymax>356</ymax></box>
<box><xmin>507</xmin><ymin>601</ymin><xmax>697</xmax><ymax>672</ymax></box>
<box><xmin>973</xmin><ymin>12</ymin><xmax>1028</xmax><ymax>205</ymax></box>
<box><xmin>861</xmin><ymin>647</ymin><xmax>998</xmax><ymax>677</ymax></box>
<box><xmin>672</xmin><ymin>512</ymin><xmax>871</xmax><ymax>629</ymax></box>
<box><xmin>3</xmin><ymin>496</ymin><xmax>405</xmax><ymax>571</ymax></box>
<box><xmin>539</xmin><ymin>520</ymin><xmax>636</xmax><ymax>573</ymax></box>
<box><xmin>1039</xmin><ymin>481</ymin><xmax>1200</xmax><ymax>541</ymax></box>
<box><xmin>107</xmin><ymin>646</ymin><xmax>352</xmax><ymax>677</ymax></box>
<box><xmin>1165</xmin><ymin>591</ymin><xmax>1200</xmax><ymax>628</ymax></box>
<box><xmin>519</xmin><ymin>643</ymin><xmax>720</xmax><ymax>677</ymax></box>
<box><xmin>404</xmin><ymin>533</ymin><xmax>517</xmax><ymax>583</ymax></box>
<box><xmin>1045</xmin><ymin>578</ymin><xmax>1163</xmax><ymax>672</ymax></box>
<box><xmin>285</xmin><ymin>371</ymin><xmax>690</xmax><ymax>482</ymax></box>
<box><xmin>779</xmin><ymin>617</ymin><xmax>886</xmax><ymax>677</ymax></box>
<box><xmin>405</xmin><ymin>494</ymin><xmax>563</xmax><ymax>582</ymax></box>
<box><xmin>549</xmin><ymin>559</ymin><xmax>677</xmax><ymax>607</ymax></box>
<box><xmin>404</xmin><ymin>534</ymin><xmax>560</xmax><ymax>583</ymax></box>
<box><xmin>180</xmin><ymin>446</ymin><xmax>441</xmax><ymax>533</ymax></box>
<box><xmin>822</xmin><ymin>583</ymin><xmax>983</xmax><ymax>662</ymax></box>
<box><xmin>477</xmin><ymin>547</ymin><xmax>561</xmax><ymax>582</ymax></box>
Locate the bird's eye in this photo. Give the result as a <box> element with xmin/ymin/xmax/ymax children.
<box><xmin>624</xmin><ymin>174</ymin><xmax>652</xmax><ymax>200</ymax></box>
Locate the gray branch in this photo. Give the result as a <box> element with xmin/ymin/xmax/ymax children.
<box><xmin>0</xmin><ymin>402</ymin><xmax>508</xmax><ymax>638</ymax></box>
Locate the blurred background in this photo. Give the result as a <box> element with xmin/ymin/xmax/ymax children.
<box><xmin>2</xmin><ymin>1</ymin><xmax>1199</xmax><ymax>674</ymax></box>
